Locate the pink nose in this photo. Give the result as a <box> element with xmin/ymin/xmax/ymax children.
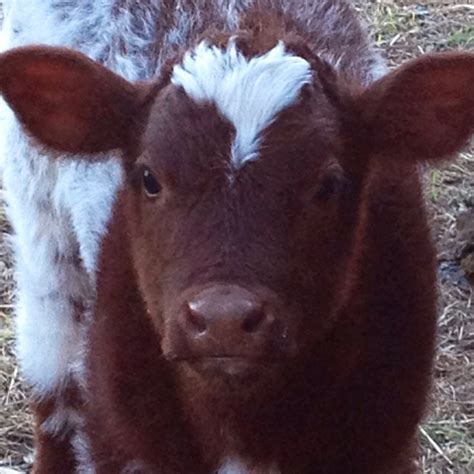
<box><xmin>181</xmin><ymin>285</ymin><xmax>274</xmax><ymax>356</ymax></box>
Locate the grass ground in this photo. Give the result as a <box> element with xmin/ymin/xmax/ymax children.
<box><xmin>0</xmin><ymin>1</ymin><xmax>473</xmax><ymax>472</ymax></box>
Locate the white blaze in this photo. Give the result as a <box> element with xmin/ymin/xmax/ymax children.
<box><xmin>171</xmin><ymin>40</ymin><xmax>312</xmax><ymax>168</ymax></box>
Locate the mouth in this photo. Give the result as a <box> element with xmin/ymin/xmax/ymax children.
<box><xmin>167</xmin><ymin>354</ymin><xmax>280</xmax><ymax>379</ymax></box>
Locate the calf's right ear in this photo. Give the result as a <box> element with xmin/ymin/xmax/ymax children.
<box><xmin>0</xmin><ymin>45</ymin><xmax>149</xmax><ymax>154</ymax></box>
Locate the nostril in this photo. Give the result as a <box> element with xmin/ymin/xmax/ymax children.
<box><xmin>241</xmin><ymin>307</ymin><xmax>266</xmax><ymax>333</ymax></box>
<box><xmin>186</xmin><ymin>303</ymin><xmax>207</xmax><ymax>334</ymax></box>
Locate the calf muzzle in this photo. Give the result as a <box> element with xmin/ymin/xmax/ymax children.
<box><xmin>169</xmin><ymin>284</ymin><xmax>288</xmax><ymax>374</ymax></box>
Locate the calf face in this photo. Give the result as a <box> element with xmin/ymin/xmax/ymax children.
<box><xmin>127</xmin><ymin>53</ymin><xmax>350</xmax><ymax>382</ymax></box>
<box><xmin>1</xmin><ymin>41</ymin><xmax>473</xmax><ymax>388</ymax></box>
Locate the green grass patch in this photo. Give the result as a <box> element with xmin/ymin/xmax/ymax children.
<box><xmin>448</xmin><ymin>27</ymin><xmax>474</xmax><ymax>47</ymax></box>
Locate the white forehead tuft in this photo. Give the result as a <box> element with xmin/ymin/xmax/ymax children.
<box><xmin>171</xmin><ymin>40</ymin><xmax>312</xmax><ymax>168</ymax></box>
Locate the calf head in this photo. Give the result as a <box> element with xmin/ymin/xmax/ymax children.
<box><xmin>1</xmin><ymin>41</ymin><xmax>473</xmax><ymax>390</ymax></box>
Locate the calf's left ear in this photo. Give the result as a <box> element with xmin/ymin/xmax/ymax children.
<box><xmin>359</xmin><ymin>52</ymin><xmax>474</xmax><ymax>162</ymax></box>
<box><xmin>0</xmin><ymin>45</ymin><xmax>148</xmax><ymax>154</ymax></box>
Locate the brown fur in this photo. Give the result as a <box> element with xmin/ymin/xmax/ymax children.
<box><xmin>30</xmin><ymin>386</ymin><xmax>81</xmax><ymax>474</ymax></box>
<box><xmin>1</xmin><ymin>4</ymin><xmax>474</xmax><ymax>473</ymax></box>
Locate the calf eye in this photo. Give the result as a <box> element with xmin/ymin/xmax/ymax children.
<box><xmin>142</xmin><ymin>167</ymin><xmax>161</xmax><ymax>197</ymax></box>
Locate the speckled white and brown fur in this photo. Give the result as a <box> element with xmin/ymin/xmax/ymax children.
<box><xmin>0</xmin><ymin>1</ymin><xmax>384</xmax><ymax>472</ymax></box>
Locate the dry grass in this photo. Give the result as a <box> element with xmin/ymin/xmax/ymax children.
<box><xmin>0</xmin><ymin>190</ymin><xmax>34</xmax><ymax>471</ymax></box>
<box><xmin>0</xmin><ymin>1</ymin><xmax>473</xmax><ymax>472</ymax></box>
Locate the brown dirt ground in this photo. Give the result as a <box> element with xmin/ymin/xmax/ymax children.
<box><xmin>0</xmin><ymin>1</ymin><xmax>473</xmax><ymax>472</ymax></box>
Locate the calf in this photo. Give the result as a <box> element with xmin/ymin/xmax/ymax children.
<box><xmin>0</xmin><ymin>0</ymin><xmax>384</xmax><ymax>470</ymax></box>
<box><xmin>1</xmin><ymin>1</ymin><xmax>474</xmax><ymax>473</ymax></box>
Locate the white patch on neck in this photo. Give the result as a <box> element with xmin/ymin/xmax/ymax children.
<box><xmin>218</xmin><ymin>457</ymin><xmax>250</xmax><ymax>474</ymax></box>
<box><xmin>218</xmin><ymin>457</ymin><xmax>280</xmax><ymax>474</ymax></box>
<box><xmin>171</xmin><ymin>40</ymin><xmax>312</xmax><ymax>168</ymax></box>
